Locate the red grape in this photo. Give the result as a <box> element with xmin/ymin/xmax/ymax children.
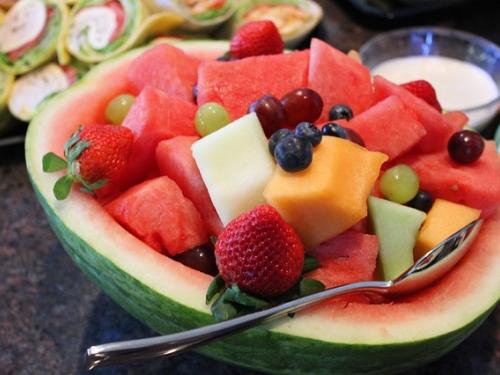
<box><xmin>248</xmin><ymin>95</ymin><xmax>287</xmax><ymax>137</ymax></box>
<box><xmin>448</xmin><ymin>130</ymin><xmax>484</xmax><ymax>164</ymax></box>
<box><xmin>281</xmin><ymin>88</ymin><xmax>323</xmax><ymax>126</ymax></box>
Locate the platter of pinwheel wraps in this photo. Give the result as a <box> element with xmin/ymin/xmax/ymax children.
<box><xmin>0</xmin><ymin>0</ymin><xmax>322</xmax><ymax>145</ymax></box>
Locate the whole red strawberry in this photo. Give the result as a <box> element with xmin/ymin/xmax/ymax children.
<box><xmin>230</xmin><ymin>21</ymin><xmax>284</xmax><ymax>60</ymax></box>
<box><xmin>400</xmin><ymin>80</ymin><xmax>442</xmax><ymax>112</ymax></box>
<box><xmin>42</xmin><ymin>124</ymin><xmax>134</xmax><ymax>200</ymax></box>
<box><xmin>215</xmin><ymin>205</ymin><xmax>304</xmax><ymax>298</ymax></box>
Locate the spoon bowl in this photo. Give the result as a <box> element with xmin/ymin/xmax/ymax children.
<box><xmin>86</xmin><ymin>219</ymin><xmax>483</xmax><ymax>369</ymax></box>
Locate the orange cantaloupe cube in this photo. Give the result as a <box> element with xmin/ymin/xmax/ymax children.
<box><xmin>263</xmin><ymin>137</ymin><xmax>388</xmax><ymax>248</ymax></box>
<box><xmin>414</xmin><ymin>199</ymin><xmax>481</xmax><ymax>259</ymax></box>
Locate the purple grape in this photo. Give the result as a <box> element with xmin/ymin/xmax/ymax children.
<box><xmin>248</xmin><ymin>95</ymin><xmax>287</xmax><ymax>137</ymax></box>
<box><xmin>174</xmin><ymin>244</ymin><xmax>218</xmax><ymax>276</ymax></box>
<box><xmin>448</xmin><ymin>130</ymin><xmax>484</xmax><ymax>164</ymax></box>
<box><xmin>281</xmin><ymin>88</ymin><xmax>323</xmax><ymax>126</ymax></box>
<box><xmin>345</xmin><ymin>128</ymin><xmax>365</xmax><ymax>147</ymax></box>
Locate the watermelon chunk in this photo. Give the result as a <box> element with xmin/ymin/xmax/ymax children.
<box><xmin>345</xmin><ymin>96</ymin><xmax>427</xmax><ymax>160</ymax></box>
<box><xmin>123</xmin><ymin>86</ymin><xmax>198</xmax><ymax>186</ymax></box>
<box><xmin>444</xmin><ymin>111</ymin><xmax>469</xmax><ymax>131</ymax></box>
<box><xmin>197</xmin><ymin>50</ymin><xmax>309</xmax><ymax>120</ymax></box>
<box><xmin>373</xmin><ymin>76</ymin><xmax>455</xmax><ymax>153</ymax></box>
<box><xmin>156</xmin><ymin>136</ymin><xmax>224</xmax><ymax>236</ymax></box>
<box><xmin>127</xmin><ymin>44</ymin><xmax>201</xmax><ymax>102</ymax></box>
<box><xmin>106</xmin><ymin>176</ymin><xmax>208</xmax><ymax>256</ymax></box>
<box><xmin>307</xmin><ymin>230</ymin><xmax>379</xmax><ymax>288</ymax></box>
<box><xmin>308</xmin><ymin>38</ymin><xmax>374</xmax><ymax>122</ymax></box>
<box><xmin>398</xmin><ymin>141</ymin><xmax>500</xmax><ymax>216</ymax></box>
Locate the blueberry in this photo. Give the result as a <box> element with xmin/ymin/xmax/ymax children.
<box><xmin>322</xmin><ymin>122</ymin><xmax>349</xmax><ymax>139</ymax></box>
<box><xmin>268</xmin><ymin>128</ymin><xmax>293</xmax><ymax>155</ymax></box>
<box><xmin>274</xmin><ymin>135</ymin><xmax>313</xmax><ymax>172</ymax></box>
<box><xmin>328</xmin><ymin>104</ymin><xmax>353</xmax><ymax>121</ymax></box>
<box><xmin>407</xmin><ymin>190</ymin><xmax>434</xmax><ymax>213</ymax></box>
<box><xmin>345</xmin><ymin>128</ymin><xmax>365</xmax><ymax>147</ymax></box>
<box><xmin>295</xmin><ymin>122</ymin><xmax>322</xmax><ymax>147</ymax></box>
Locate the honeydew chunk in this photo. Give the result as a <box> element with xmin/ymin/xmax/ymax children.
<box><xmin>264</xmin><ymin>137</ymin><xmax>388</xmax><ymax>248</ymax></box>
<box><xmin>8</xmin><ymin>63</ymin><xmax>70</xmax><ymax>121</ymax></box>
<box><xmin>68</xmin><ymin>6</ymin><xmax>117</xmax><ymax>51</ymax></box>
<box><xmin>368</xmin><ymin>196</ymin><xmax>427</xmax><ymax>281</ymax></box>
<box><xmin>191</xmin><ymin>113</ymin><xmax>275</xmax><ymax>225</ymax></box>
<box><xmin>0</xmin><ymin>0</ymin><xmax>47</xmax><ymax>53</ymax></box>
<box><xmin>415</xmin><ymin>199</ymin><xmax>481</xmax><ymax>259</ymax></box>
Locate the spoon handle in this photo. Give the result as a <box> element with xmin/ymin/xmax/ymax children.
<box><xmin>86</xmin><ymin>280</ymin><xmax>390</xmax><ymax>369</ymax></box>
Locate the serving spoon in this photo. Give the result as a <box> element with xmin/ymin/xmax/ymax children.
<box><xmin>86</xmin><ymin>219</ymin><xmax>482</xmax><ymax>370</ymax></box>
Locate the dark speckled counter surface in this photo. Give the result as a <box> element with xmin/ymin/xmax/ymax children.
<box><xmin>1</xmin><ymin>1</ymin><xmax>499</xmax><ymax>374</ymax></box>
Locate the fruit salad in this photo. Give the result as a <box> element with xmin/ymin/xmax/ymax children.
<box><xmin>42</xmin><ymin>21</ymin><xmax>500</xmax><ymax>321</ymax></box>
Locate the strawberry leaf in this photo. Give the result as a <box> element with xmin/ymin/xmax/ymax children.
<box><xmin>42</xmin><ymin>152</ymin><xmax>67</xmax><ymax>172</ymax></box>
<box><xmin>299</xmin><ymin>278</ymin><xmax>325</xmax><ymax>296</ymax></box>
<box><xmin>211</xmin><ymin>292</ymin><xmax>238</xmax><ymax>322</ymax></box>
<box><xmin>53</xmin><ymin>175</ymin><xmax>74</xmax><ymax>200</ymax></box>
<box><xmin>206</xmin><ymin>274</ymin><xmax>225</xmax><ymax>304</ymax></box>
<box><xmin>224</xmin><ymin>285</ymin><xmax>269</xmax><ymax>309</ymax></box>
<box><xmin>302</xmin><ymin>255</ymin><xmax>320</xmax><ymax>274</ymax></box>
<box><xmin>64</xmin><ymin>127</ymin><xmax>83</xmax><ymax>157</ymax></box>
<box><xmin>67</xmin><ymin>139</ymin><xmax>89</xmax><ymax>162</ymax></box>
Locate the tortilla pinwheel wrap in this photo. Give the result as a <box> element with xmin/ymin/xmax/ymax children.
<box><xmin>8</xmin><ymin>61</ymin><xmax>89</xmax><ymax>122</ymax></box>
<box><xmin>144</xmin><ymin>0</ymin><xmax>237</xmax><ymax>31</ymax></box>
<box><xmin>0</xmin><ymin>68</ymin><xmax>14</xmax><ymax>135</ymax></box>
<box><xmin>230</xmin><ymin>0</ymin><xmax>323</xmax><ymax>48</ymax></box>
<box><xmin>0</xmin><ymin>0</ymin><xmax>69</xmax><ymax>74</ymax></box>
<box><xmin>65</xmin><ymin>0</ymin><xmax>183</xmax><ymax>63</ymax></box>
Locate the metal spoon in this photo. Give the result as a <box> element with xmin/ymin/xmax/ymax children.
<box><xmin>86</xmin><ymin>219</ymin><xmax>482</xmax><ymax>370</ymax></box>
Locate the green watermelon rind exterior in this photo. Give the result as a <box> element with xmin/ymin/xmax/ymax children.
<box><xmin>26</xmin><ymin>40</ymin><xmax>498</xmax><ymax>375</ymax></box>
<box><xmin>30</xmin><ymin>180</ymin><xmax>493</xmax><ymax>375</ymax></box>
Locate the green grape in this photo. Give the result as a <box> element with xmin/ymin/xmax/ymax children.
<box><xmin>379</xmin><ymin>164</ymin><xmax>419</xmax><ymax>204</ymax></box>
<box><xmin>105</xmin><ymin>94</ymin><xmax>135</xmax><ymax>125</ymax></box>
<box><xmin>195</xmin><ymin>102</ymin><xmax>230</xmax><ymax>137</ymax></box>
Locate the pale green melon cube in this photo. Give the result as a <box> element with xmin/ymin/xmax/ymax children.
<box><xmin>368</xmin><ymin>196</ymin><xmax>427</xmax><ymax>280</ymax></box>
<box><xmin>192</xmin><ymin>113</ymin><xmax>275</xmax><ymax>225</ymax></box>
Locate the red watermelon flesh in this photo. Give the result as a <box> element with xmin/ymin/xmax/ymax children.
<box><xmin>106</xmin><ymin>176</ymin><xmax>208</xmax><ymax>257</ymax></box>
<box><xmin>345</xmin><ymin>96</ymin><xmax>427</xmax><ymax>161</ymax></box>
<box><xmin>443</xmin><ymin>111</ymin><xmax>469</xmax><ymax>131</ymax></box>
<box><xmin>155</xmin><ymin>137</ymin><xmax>224</xmax><ymax>236</ymax></box>
<box><xmin>397</xmin><ymin>141</ymin><xmax>500</xmax><ymax>217</ymax></box>
<box><xmin>127</xmin><ymin>44</ymin><xmax>201</xmax><ymax>102</ymax></box>
<box><xmin>373</xmin><ymin>76</ymin><xmax>455</xmax><ymax>153</ymax></box>
<box><xmin>197</xmin><ymin>50</ymin><xmax>309</xmax><ymax>120</ymax></box>
<box><xmin>308</xmin><ymin>38</ymin><xmax>374</xmax><ymax>122</ymax></box>
<box><xmin>122</xmin><ymin>86</ymin><xmax>198</xmax><ymax>187</ymax></box>
<box><xmin>306</xmin><ymin>231</ymin><xmax>379</xmax><ymax>305</ymax></box>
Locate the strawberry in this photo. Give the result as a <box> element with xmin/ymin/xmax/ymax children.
<box><xmin>215</xmin><ymin>205</ymin><xmax>304</xmax><ymax>298</ymax></box>
<box><xmin>229</xmin><ymin>21</ymin><xmax>284</xmax><ymax>60</ymax></box>
<box><xmin>400</xmin><ymin>80</ymin><xmax>442</xmax><ymax>112</ymax></box>
<box><xmin>42</xmin><ymin>124</ymin><xmax>133</xmax><ymax>200</ymax></box>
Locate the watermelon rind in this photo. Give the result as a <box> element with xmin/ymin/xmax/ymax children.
<box><xmin>26</xmin><ymin>40</ymin><xmax>500</xmax><ymax>374</ymax></box>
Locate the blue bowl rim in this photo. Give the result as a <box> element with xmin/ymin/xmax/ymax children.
<box><xmin>360</xmin><ymin>26</ymin><xmax>500</xmax><ymax>112</ymax></box>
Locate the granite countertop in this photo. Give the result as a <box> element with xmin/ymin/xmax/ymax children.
<box><xmin>0</xmin><ymin>1</ymin><xmax>498</xmax><ymax>374</ymax></box>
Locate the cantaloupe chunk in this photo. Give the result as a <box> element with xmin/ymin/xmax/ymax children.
<box><xmin>263</xmin><ymin>137</ymin><xmax>388</xmax><ymax>248</ymax></box>
<box><xmin>415</xmin><ymin>199</ymin><xmax>481</xmax><ymax>259</ymax></box>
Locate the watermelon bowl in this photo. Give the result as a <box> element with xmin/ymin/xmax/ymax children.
<box><xmin>25</xmin><ymin>40</ymin><xmax>500</xmax><ymax>374</ymax></box>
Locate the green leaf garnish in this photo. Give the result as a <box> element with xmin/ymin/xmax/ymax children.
<box><xmin>302</xmin><ymin>255</ymin><xmax>320</xmax><ymax>274</ymax></box>
<box><xmin>53</xmin><ymin>175</ymin><xmax>74</xmax><ymax>200</ymax></box>
<box><xmin>206</xmin><ymin>274</ymin><xmax>225</xmax><ymax>304</ymax></box>
<box><xmin>224</xmin><ymin>285</ymin><xmax>269</xmax><ymax>309</ymax></box>
<box><xmin>42</xmin><ymin>152</ymin><xmax>67</xmax><ymax>172</ymax></box>
<box><xmin>299</xmin><ymin>278</ymin><xmax>325</xmax><ymax>296</ymax></box>
<box><xmin>211</xmin><ymin>292</ymin><xmax>238</xmax><ymax>322</ymax></box>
